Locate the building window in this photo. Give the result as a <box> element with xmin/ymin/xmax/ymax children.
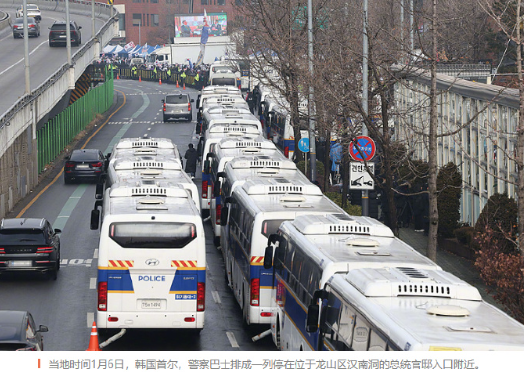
<box><xmin>218</xmin><ymin>0</ymin><xmax>225</xmax><ymax>4</ymax></box>
<box><xmin>201</xmin><ymin>0</ymin><xmax>208</xmax><ymax>4</ymax></box>
<box><xmin>151</xmin><ymin>0</ymin><xmax>158</xmax><ymax>2</ymax></box>
<box><xmin>152</xmin><ymin>14</ymin><xmax>159</xmax><ymax>27</ymax></box>
<box><xmin>133</xmin><ymin>14</ymin><xmax>142</xmax><ymax>26</ymax></box>
<box><xmin>166</xmin><ymin>0</ymin><xmax>174</xmax><ymax>3</ymax></box>
<box><xmin>132</xmin><ymin>0</ymin><xmax>141</xmax><ymax>3</ymax></box>
<box><xmin>118</xmin><ymin>13</ymin><xmax>125</xmax><ymax>31</ymax></box>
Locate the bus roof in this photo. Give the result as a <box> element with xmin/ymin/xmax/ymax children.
<box><xmin>227</xmin><ymin>156</ymin><xmax>296</xmax><ymax>171</ymax></box>
<box><xmin>327</xmin><ymin>271</ymin><xmax>524</xmax><ymax>350</ymax></box>
<box><xmin>113</xmin><ymin>159</ymin><xmax>183</xmax><ymax>171</ymax></box>
<box><xmin>113</xmin><ymin>137</ymin><xmax>175</xmax><ymax>150</ymax></box>
<box><xmin>239</xmin><ymin>177</ymin><xmax>322</xmax><ymax>196</ymax></box>
<box><xmin>216</xmin><ymin>136</ymin><xmax>275</xmax><ymax>150</ymax></box>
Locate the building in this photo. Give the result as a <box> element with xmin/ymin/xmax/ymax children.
<box><xmin>112</xmin><ymin>0</ymin><xmax>237</xmax><ymax>45</ymax></box>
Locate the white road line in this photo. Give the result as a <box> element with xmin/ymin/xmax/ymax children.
<box><xmin>212</xmin><ymin>290</ymin><xmax>221</xmax><ymax>304</ymax></box>
<box><xmin>226</xmin><ymin>331</ymin><xmax>239</xmax><ymax>348</ymax></box>
<box><xmin>90</xmin><ymin>278</ymin><xmax>97</xmax><ymax>290</ymax></box>
<box><xmin>87</xmin><ymin>312</ymin><xmax>94</xmax><ymax>328</ymax></box>
<box><xmin>0</xmin><ymin>40</ymin><xmax>49</xmax><ymax>76</ymax></box>
<box><xmin>93</xmin><ymin>249</ymin><xmax>98</xmax><ymax>259</ymax></box>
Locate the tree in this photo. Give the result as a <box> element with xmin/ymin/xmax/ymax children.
<box><xmin>436</xmin><ymin>163</ymin><xmax>462</xmax><ymax>238</ymax></box>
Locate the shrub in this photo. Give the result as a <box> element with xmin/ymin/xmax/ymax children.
<box><xmin>437</xmin><ymin>163</ymin><xmax>462</xmax><ymax>238</ymax></box>
<box><xmin>324</xmin><ymin>192</ymin><xmax>362</xmax><ymax>216</ymax></box>
<box><xmin>475</xmin><ymin>193</ymin><xmax>517</xmax><ymax>253</ymax></box>
<box><xmin>453</xmin><ymin>226</ymin><xmax>475</xmax><ymax>246</ymax></box>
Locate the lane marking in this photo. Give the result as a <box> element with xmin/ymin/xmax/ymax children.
<box><xmin>226</xmin><ymin>331</ymin><xmax>239</xmax><ymax>348</ymax></box>
<box><xmin>87</xmin><ymin>312</ymin><xmax>94</xmax><ymax>328</ymax></box>
<box><xmin>93</xmin><ymin>249</ymin><xmax>99</xmax><ymax>259</ymax></box>
<box><xmin>53</xmin><ymin>185</ymin><xmax>88</xmax><ymax>231</ymax></box>
<box><xmin>90</xmin><ymin>278</ymin><xmax>97</xmax><ymax>290</ymax></box>
<box><xmin>212</xmin><ymin>290</ymin><xmax>221</xmax><ymax>304</ymax></box>
<box><xmin>0</xmin><ymin>40</ymin><xmax>49</xmax><ymax>76</ymax></box>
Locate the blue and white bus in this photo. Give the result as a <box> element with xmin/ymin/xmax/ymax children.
<box><xmin>90</xmin><ymin>182</ymin><xmax>206</xmax><ymax>334</ymax></box>
<box><xmin>263</xmin><ymin>214</ymin><xmax>441</xmax><ymax>350</ymax></box>
<box><xmin>220</xmin><ymin>179</ymin><xmax>346</xmax><ymax>326</ymax></box>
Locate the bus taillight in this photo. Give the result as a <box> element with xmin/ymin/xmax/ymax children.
<box><xmin>197</xmin><ymin>282</ymin><xmax>205</xmax><ymax>311</ymax></box>
<box><xmin>98</xmin><ymin>281</ymin><xmax>108</xmax><ymax>311</ymax></box>
<box><xmin>202</xmin><ymin>180</ymin><xmax>208</xmax><ymax>198</ymax></box>
<box><xmin>250</xmin><ymin>278</ymin><xmax>260</xmax><ymax>306</ymax></box>
<box><xmin>216</xmin><ymin>204</ymin><xmax>221</xmax><ymax>225</ymax></box>
<box><xmin>284</xmin><ymin>146</ymin><xmax>289</xmax><ymax>158</ymax></box>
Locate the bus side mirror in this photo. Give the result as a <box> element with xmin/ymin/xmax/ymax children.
<box><xmin>90</xmin><ymin>209</ymin><xmax>100</xmax><ymax>230</ymax></box>
<box><xmin>203</xmin><ymin>160</ymin><xmax>210</xmax><ymax>174</ymax></box>
<box><xmin>213</xmin><ymin>181</ymin><xmax>221</xmax><ymax>197</ymax></box>
<box><xmin>220</xmin><ymin>207</ymin><xmax>228</xmax><ymax>226</ymax></box>
<box><xmin>95</xmin><ymin>176</ymin><xmax>106</xmax><ymax>200</ymax></box>
<box><xmin>263</xmin><ymin>245</ymin><xmax>273</xmax><ymax>269</ymax></box>
<box><xmin>217</xmin><ymin>171</ymin><xmax>226</xmax><ymax>179</ymax></box>
<box><xmin>306</xmin><ymin>304</ymin><xmax>319</xmax><ymax>333</ymax></box>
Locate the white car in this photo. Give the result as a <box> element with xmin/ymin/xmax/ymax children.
<box><xmin>16</xmin><ymin>4</ymin><xmax>41</xmax><ymax>21</ymax></box>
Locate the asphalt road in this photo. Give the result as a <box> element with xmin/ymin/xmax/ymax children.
<box><xmin>0</xmin><ymin>79</ymin><xmax>277</xmax><ymax>352</ymax></box>
<box><xmin>0</xmin><ymin>6</ymin><xmax>106</xmax><ymax>114</ymax></box>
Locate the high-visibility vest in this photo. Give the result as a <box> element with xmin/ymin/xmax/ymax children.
<box><xmin>167</xmin><ymin>69</ymin><xmax>171</xmax><ymax>76</ymax></box>
<box><xmin>181</xmin><ymin>72</ymin><xmax>186</xmax><ymax>79</ymax></box>
<box><xmin>195</xmin><ymin>73</ymin><xmax>199</xmax><ymax>82</ymax></box>
<box><xmin>154</xmin><ymin>67</ymin><xmax>157</xmax><ymax>74</ymax></box>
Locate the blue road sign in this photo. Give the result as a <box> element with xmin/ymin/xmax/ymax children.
<box><xmin>298</xmin><ymin>137</ymin><xmax>310</xmax><ymax>152</ymax></box>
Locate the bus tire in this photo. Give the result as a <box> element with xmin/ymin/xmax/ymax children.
<box><xmin>275</xmin><ymin>316</ymin><xmax>281</xmax><ymax>349</ymax></box>
<box><xmin>213</xmin><ymin>236</ymin><xmax>220</xmax><ymax>247</ymax></box>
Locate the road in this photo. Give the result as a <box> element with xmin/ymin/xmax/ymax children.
<box><xmin>0</xmin><ymin>79</ymin><xmax>277</xmax><ymax>352</ymax></box>
<box><xmin>0</xmin><ymin>5</ymin><xmax>106</xmax><ymax>114</ymax></box>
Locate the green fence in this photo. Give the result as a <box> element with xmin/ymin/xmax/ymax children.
<box><xmin>37</xmin><ymin>69</ymin><xmax>114</xmax><ymax>173</ymax></box>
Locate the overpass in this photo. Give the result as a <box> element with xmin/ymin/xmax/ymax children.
<box><xmin>0</xmin><ymin>0</ymin><xmax>117</xmax><ymax>218</ymax></box>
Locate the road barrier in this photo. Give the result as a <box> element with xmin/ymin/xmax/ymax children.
<box><xmin>37</xmin><ymin>67</ymin><xmax>114</xmax><ymax>173</ymax></box>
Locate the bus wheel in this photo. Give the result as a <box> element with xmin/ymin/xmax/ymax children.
<box><xmin>275</xmin><ymin>317</ymin><xmax>281</xmax><ymax>349</ymax></box>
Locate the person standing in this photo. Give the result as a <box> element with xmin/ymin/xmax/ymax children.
<box><xmin>184</xmin><ymin>144</ymin><xmax>198</xmax><ymax>178</ymax></box>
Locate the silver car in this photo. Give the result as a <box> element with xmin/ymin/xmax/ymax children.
<box><xmin>16</xmin><ymin>4</ymin><xmax>41</xmax><ymax>21</ymax></box>
<box><xmin>12</xmin><ymin>17</ymin><xmax>40</xmax><ymax>38</ymax></box>
<box><xmin>162</xmin><ymin>93</ymin><xmax>194</xmax><ymax>122</ymax></box>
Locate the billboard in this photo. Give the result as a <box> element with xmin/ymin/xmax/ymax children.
<box><xmin>174</xmin><ymin>13</ymin><xmax>228</xmax><ymax>39</ymax></box>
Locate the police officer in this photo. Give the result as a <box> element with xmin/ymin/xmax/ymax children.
<box><xmin>131</xmin><ymin>65</ymin><xmax>138</xmax><ymax>80</ymax></box>
<box><xmin>180</xmin><ymin>69</ymin><xmax>187</xmax><ymax>85</ymax></box>
<box><xmin>194</xmin><ymin>71</ymin><xmax>200</xmax><ymax>89</ymax></box>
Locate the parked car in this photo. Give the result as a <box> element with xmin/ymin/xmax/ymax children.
<box><xmin>48</xmin><ymin>20</ymin><xmax>82</xmax><ymax>47</ymax></box>
<box><xmin>0</xmin><ymin>218</ymin><xmax>61</xmax><ymax>280</ymax></box>
<box><xmin>0</xmin><ymin>311</ymin><xmax>48</xmax><ymax>351</ymax></box>
<box><xmin>64</xmin><ymin>149</ymin><xmax>106</xmax><ymax>184</ymax></box>
<box><xmin>162</xmin><ymin>93</ymin><xmax>194</xmax><ymax>122</ymax></box>
<box><xmin>12</xmin><ymin>17</ymin><xmax>40</xmax><ymax>38</ymax></box>
<box><xmin>15</xmin><ymin>4</ymin><xmax>41</xmax><ymax>21</ymax></box>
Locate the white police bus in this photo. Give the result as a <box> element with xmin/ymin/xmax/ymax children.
<box><xmin>90</xmin><ymin>182</ymin><xmax>206</xmax><ymax>334</ymax></box>
<box><xmin>262</xmin><ymin>214</ymin><xmax>442</xmax><ymax>350</ymax></box>
<box><xmin>308</xmin><ymin>269</ymin><xmax>524</xmax><ymax>351</ymax></box>
<box><xmin>220</xmin><ymin>179</ymin><xmax>346</xmax><ymax>326</ymax></box>
<box><xmin>204</xmin><ymin>136</ymin><xmax>279</xmax><ymax>245</ymax></box>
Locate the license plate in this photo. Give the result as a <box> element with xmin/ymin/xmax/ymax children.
<box><xmin>10</xmin><ymin>261</ymin><xmax>32</xmax><ymax>267</ymax></box>
<box><xmin>141</xmin><ymin>300</ymin><xmax>162</xmax><ymax>309</ymax></box>
<box><xmin>58</xmin><ymin>35</ymin><xmax>66</xmax><ymax>38</ymax></box>
<box><xmin>76</xmin><ymin>164</ymin><xmax>89</xmax><ymax>169</ymax></box>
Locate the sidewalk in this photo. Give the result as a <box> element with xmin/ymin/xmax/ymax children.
<box><xmin>398</xmin><ymin>227</ymin><xmax>502</xmax><ymax>310</ymax></box>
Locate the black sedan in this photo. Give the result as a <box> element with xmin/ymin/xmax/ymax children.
<box><xmin>12</xmin><ymin>17</ymin><xmax>40</xmax><ymax>38</ymax></box>
<box><xmin>0</xmin><ymin>218</ymin><xmax>61</xmax><ymax>280</ymax></box>
<box><xmin>64</xmin><ymin>149</ymin><xmax>106</xmax><ymax>184</ymax></box>
<box><xmin>0</xmin><ymin>311</ymin><xmax>48</xmax><ymax>351</ymax></box>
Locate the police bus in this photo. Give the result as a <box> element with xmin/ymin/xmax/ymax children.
<box><xmin>219</xmin><ymin>178</ymin><xmax>346</xmax><ymax>326</ymax></box>
<box><xmin>205</xmin><ymin>136</ymin><xmax>279</xmax><ymax>246</ymax></box>
<box><xmin>219</xmin><ymin>156</ymin><xmax>302</xmax><ymax>249</ymax></box>
<box><xmin>197</xmin><ymin>96</ymin><xmax>250</xmax><ymax>134</ymax></box>
<box><xmin>196</xmin><ymin>86</ymin><xmax>243</xmax><ymax>124</ymax></box>
<box><xmin>90</xmin><ymin>182</ymin><xmax>206</xmax><ymax>334</ymax></box>
<box><xmin>306</xmin><ymin>269</ymin><xmax>524</xmax><ymax>351</ymax></box>
<box><xmin>106</xmin><ymin>137</ymin><xmax>182</xmax><ymax>170</ymax></box>
<box><xmin>199</xmin><ymin>124</ymin><xmax>261</xmax><ymax>217</ymax></box>
<box><xmin>103</xmin><ymin>159</ymin><xmax>200</xmax><ymax>211</ymax></box>
<box><xmin>262</xmin><ymin>213</ymin><xmax>442</xmax><ymax>351</ymax></box>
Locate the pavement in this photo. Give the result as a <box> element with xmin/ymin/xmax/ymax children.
<box><xmin>398</xmin><ymin>227</ymin><xmax>502</xmax><ymax>310</ymax></box>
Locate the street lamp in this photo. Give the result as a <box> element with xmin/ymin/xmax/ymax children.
<box><xmin>138</xmin><ymin>19</ymin><xmax>141</xmax><ymax>46</ymax></box>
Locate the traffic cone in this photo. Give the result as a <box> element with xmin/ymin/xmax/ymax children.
<box><xmin>159</xmin><ymin>77</ymin><xmax>162</xmax><ymax>85</ymax></box>
<box><xmin>176</xmin><ymin>80</ymin><xmax>179</xmax><ymax>88</ymax></box>
<box><xmin>117</xmin><ymin>74</ymin><xmax>119</xmax><ymax>80</ymax></box>
<box><xmin>86</xmin><ymin>322</ymin><xmax>101</xmax><ymax>351</ymax></box>
<box><xmin>139</xmin><ymin>76</ymin><xmax>141</xmax><ymax>82</ymax></box>
<box><xmin>183</xmin><ymin>82</ymin><xmax>186</xmax><ymax>90</ymax></box>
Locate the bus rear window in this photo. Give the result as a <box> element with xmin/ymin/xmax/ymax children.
<box><xmin>211</xmin><ymin>78</ymin><xmax>236</xmax><ymax>86</ymax></box>
<box><xmin>109</xmin><ymin>222</ymin><xmax>196</xmax><ymax>248</ymax></box>
<box><xmin>261</xmin><ymin>219</ymin><xmax>287</xmax><ymax>238</ymax></box>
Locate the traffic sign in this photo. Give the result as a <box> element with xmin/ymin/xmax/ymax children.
<box><xmin>349</xmin><ymin>136</ymin><xmax>376</xmax><ymax>161</ymax></box>
<box><xmin>298</xmin><ymin>137</ymin><xmax>309</xmax><ymax>152</ymax></box>
<box><xmin>349</xmin><ymin>162</ymin><xmax>374</xmax><ymax>190</ymax></box>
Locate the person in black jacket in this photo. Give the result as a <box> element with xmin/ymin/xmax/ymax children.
<box><xmin>184</xmin><ymin>143</ymin><xmax>198</xmax><ymax>178</ymax></box>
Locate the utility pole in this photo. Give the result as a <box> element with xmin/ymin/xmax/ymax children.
<box><xmin>362</xmin><ymin>0</ymin><xmax>369</xmax><ymax>216</ymax></box>
<box><xmin>22</xmin><ymin>0</ymin><xmax>30</xmax><ymax>95</ymax></box>
<box><xmin>307</xmin><ymin>0</ymin><xmax>316</xmax><ymax>182</ymax></box>
<box><xmin>66</xmin><ymin>0</ymin><xmax>72</xmax><ymax>66</ymax></box>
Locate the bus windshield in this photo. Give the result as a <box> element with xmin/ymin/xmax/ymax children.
<box><xmin>109</xmin><ymin>222</ymin><xmax>196</xmax><ymax>249</ymax></box>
